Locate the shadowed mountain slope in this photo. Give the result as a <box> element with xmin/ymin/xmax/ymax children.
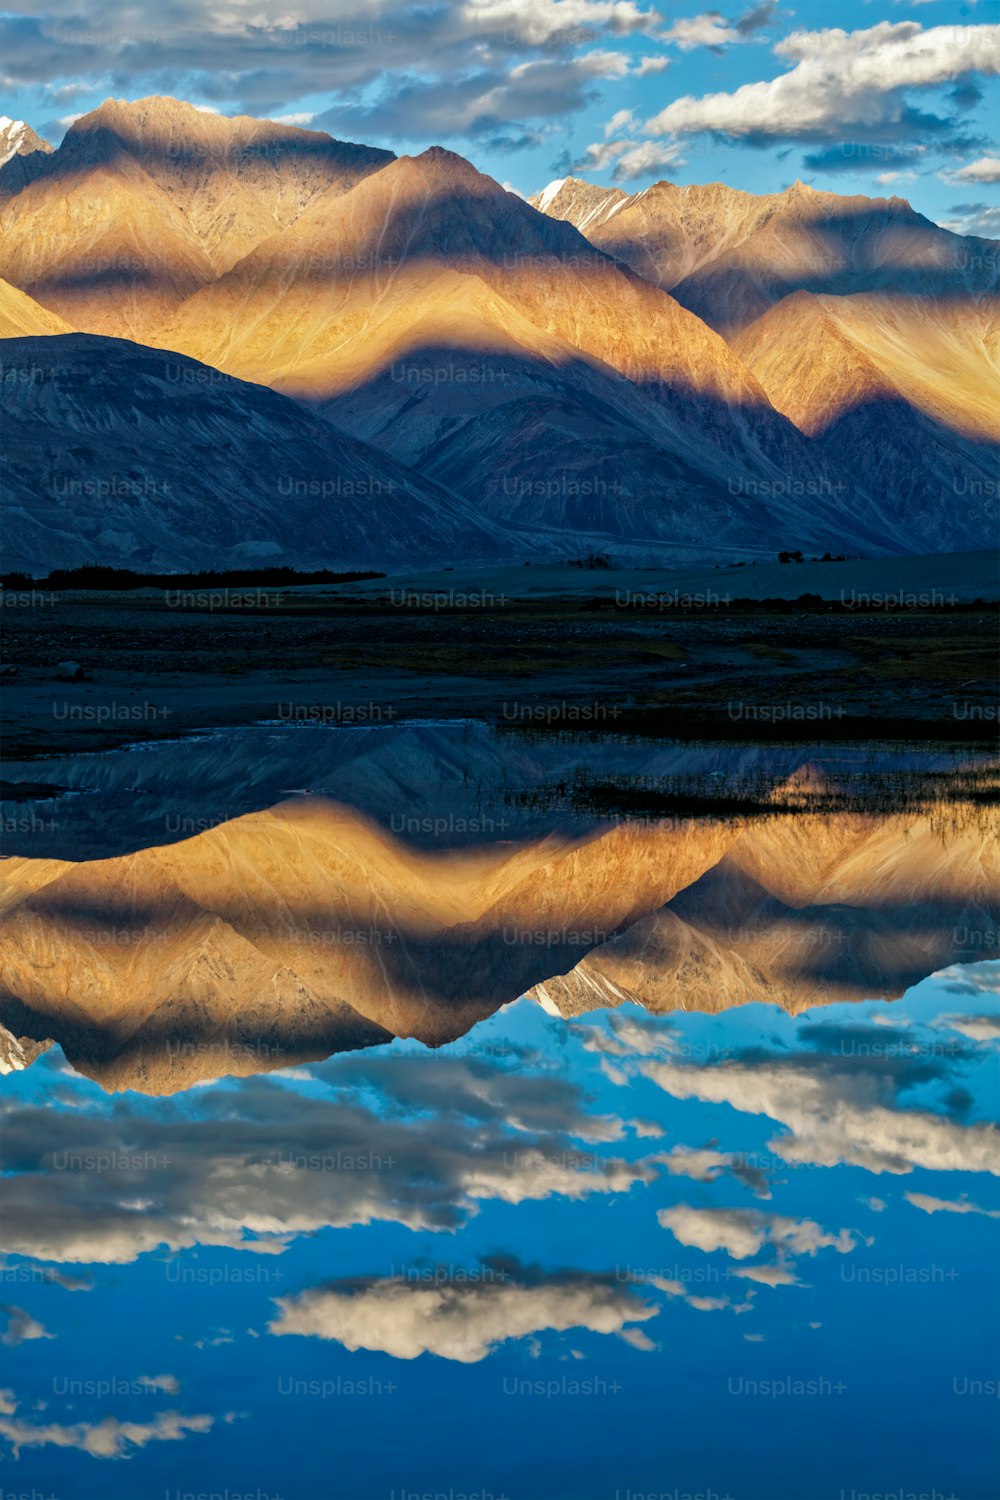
<box><xmin>0</xmin><ymin>333</ymin><xmax>516</xmax><ymax>572</ymax></box>
<box><xmin>155</xmin><ymin>146</ymin><xmax>910</xmax><ymax>555</ymax></box>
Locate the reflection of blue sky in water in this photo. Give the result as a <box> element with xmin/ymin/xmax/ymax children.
<box><xmin>1</xmin><ymin>965</ymin><xmax>998</xmax><ymax>1500</ymax></box>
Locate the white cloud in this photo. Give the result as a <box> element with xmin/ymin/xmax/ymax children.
<box><xmin>49</xmin><ymin>83</ymin><xmax>92</xmax><ymax>102</ymax></box>
<box><xmin>605</xmin><ymin>107</ymin><xmax>635</xmax><ymax>137</ymax></box>
<box><xmin>646</xmin><ymin>22</ymin><xmax>1000</xmax><ymax>140</ymax></box>
<box><xmin>1</xmin><ymin>1062</ymin><xmax>660</xmax><ymax>1264</ymax></box>
<box><xmin>940</xmin><ymin>203</ymin><xmax>1000</xmax><ymax>236</ymax></box>
<box><xmin>937</xmin><ymin>963</ymin><xmax>1000</xmax><ymax>996</ymax></box>
<box><xmin>3</xmin><ymin>0</ymin><xmax>661</xmax><ymax>143</ymax></box>
<box><xmin>659</xmin><ymin>1146</ymin><xmax>733</xmax><ymax>1181</ymax></box>
<box><xmin>950</xmin><ymin>155</ymin><xmax>1000</xmax><ymax>183</ymax></box>
<box><xmin>461</xmin><ymin>0</ymin><xmax>659</xmax><ymax>48</ymax></box>
<box><xmin>270</xmin><ymin>1266</ymin><xmax>660</xmax><ymax>1361</ymax></box>
<box><xmin>272</xmin><ymin>112</ymin><xmax>315</xmax><ymax>126</ymax></box>
<box><xmin>657</xmin><ymin>1206</ymin><xmax>857</xmax><ymax>1260</ymax></box>
<box><xmin>0</xmin><ymin>1395</ymin><xmax>214</xmax><ymax>1460</ymax></box>
<box><xmin>638</xmin><ymin>1053</ymin><xmax>1000</xmax><ymax>1176</ymax></box>
<box><xmin>636</xmin><ymin>55</ymin><xmax>670</xmax><ymax>74</ymax></box>
<box><xmin>657</xmin><ymin>1144</ymin><xmax>770</xmax><ymax>1196</ymax></box>
<box><xmin>935</xmin><ymin>1010</ymin><xmax>1000</xmax><ymax>1041</ymax></box>
<box><xmin>903</xmin><ymin>1191</ymin><xmax>1000</xmax><ymax>1219</ymax></box>
<box><xmin>660</xmin><ymin>13</ymin><xmax>739</xmax><ymax>50</ymax></box>
<box><xmin>575</xmin><ymin>135</ymin><xmax>686</xmax><ymax>179</ymax></box>
<box><xmin>730</xmin><ymin>1262</ymin><xmax>800</xmax><ymax>1286</ymax></box>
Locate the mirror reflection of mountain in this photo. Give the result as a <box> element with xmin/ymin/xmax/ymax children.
<box><xmin>2</xmin><ymin>728</ymin><xmax>995</xmax><ymax>1093</ymax></box>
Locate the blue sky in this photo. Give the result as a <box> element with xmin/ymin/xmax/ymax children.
<box><xmin>1</xmin><ymin>1</ymin><xmax>999</xmax><ymax>234</ymax></box>
<box><xmin>1</xmin><ymin>970</ymin><xmax>998</xmax><ymax>1499</ymax></box>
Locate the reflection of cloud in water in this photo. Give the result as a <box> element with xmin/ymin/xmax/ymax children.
<box><xmin>0</xmin><ymin>1304</ymin><xmax>53</xmax><ymax>1346</ymax></box>
<box><xmin>936</xmin><ymin>962</ymin><xmax>1000</xmax><ymax>999</ymax></box>
<box><xmin>0</xmin><ymin>1059</ymin><xmax>659</xmax><ymax>1264</ymax></box>
<box><xmin>904</xmin><ymin>1191</ymin><xmax>1000</xmax><ymax>1219</ymax></box>
<box><xmin>657</xmin><ymin>1206</ymin><xmax>857</xmax><ymax>1260</ymax></box>
<box><xmin>269</xmin><ymin>1259</ymin><xmax>660</xmax><ymax>1362</ymax></box>
<box><xmin>587</xmin><ymin>1010</ymin><xmax>1000</xmax><ymax>1176</ymax></box>
<box><xmin>0</xmin><ymin>1389</ymin><xmax>215</xmax><ymax>1461</ymax></box>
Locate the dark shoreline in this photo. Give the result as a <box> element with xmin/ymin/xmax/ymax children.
<box><xmin>2</xmin><ymin>581</ymin><xmax>998</xmax><ymax>761</ymax></box>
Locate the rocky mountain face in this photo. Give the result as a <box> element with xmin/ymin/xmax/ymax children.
<box><xmin>731</xmin><ymin>291</ymin><xmax>1000</xmax><ymax>551</ymax></box>
<box><xmin>0</xmin><ymin>97</ymin><xmax>997</xmax><ymax>567</ymax></box>
<box><xmin>532</xmin><ymin>805</ymin><xmax>999</xmax><ymax>1018</ymax></box>
<box><xmin>529</xmin><ymin>176</ymin><xmax>999</xmax><ymax>334</ymax></box>
<box><xmin>0</xmin><ymin>277</ymin><xmax>72</xmax><ymax>337</ymax></box>
<box><xmin>1</xmin><ymin>794</ymin><xmax>994</xmax><ymax>1092</ymax></box>
<box><xmin>530</xmin><ymin>175</ymin><xmax>1000</xmax><ymax>551</ymax></box>
<box><xmin>1</xmin><ymin>334</ymin><xmax>514</xmax><ymax>572</ymax></box>
<box><xmin>0</xmin><ymin>96</ymin><xmax>394</xmax><ymax>337</ymax></box>
<box><xmin>154</xmin><ymin>144</ymin><xmax>903</xmax><ymax>556</ymax></box>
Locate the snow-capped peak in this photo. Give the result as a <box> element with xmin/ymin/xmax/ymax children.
<box><xmin>0</xmin><ymin>117</ymin><xmax>53</xmax><ymax>168</ymax></box>
<box><xmin>534</xmin><ymin>178</ymin><xmax>566</xmax><ymax>213</ymax></box>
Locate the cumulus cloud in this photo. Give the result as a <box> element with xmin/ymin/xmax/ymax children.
<box><xmin>269</xmin><ymin>1260</ymin><xmax>660</xmax><ymax>1361</ymax></box>
<box><xmin>0</xmin><ymin>1263</ymin><xmax>92</xmax><ymax>1292</ymax></box>
<box><xmin>138</xmin><ymin>1374</ymin><xmax>181</xmax><ymax>1394</ymax></box>
<box><xmin>605</xmin><ymin>106</ymin><xmax>635</xmax><ymax>136</ymax></box>
<box><xmin>0</xmin><ymin>1059</ymin><xmax>660</xmax><ymax>1264</ymax></box>
<box><xmin>657</xmin><ymin>1206</ymin><xmax>857</xmax><ymax>1260</ymax></box>
<box><xmin>1</xmin><ymin>0</ymin><xmax>659</xmax><ymax>138</ymax></box>
<box><xmin>944</xmin><ymin>198</ymin><xmax>1000</xmax><ymax>230</ymax></box>
<box><xmin>635</xmin><ymin>1042</ymin><xmax>1000</xmax><ymax>1176</ymax></box>
<box><xmin>313</xmin><ymin>49</ymin><xmax>630</xmax><ymax>144</ymax></box>
<box><xmin>462</xmin><ymin>0</ymin><xmax>658</xmax><ymax>48</ymax></box>
<box><xmin>636</xmin><ymin>55</ymin><xmax>670</xmax><ymax>74</ymax></box>
<box><xmin>660</xmin><ymin>12</ymin><xmax>739</xmax><ymax>50</ymax></box>
<box><xmin>658</xmin><ymin>1145</ymin><xmax>771</xmax><ymax>1197</ymax></box>
<box><xmin>583</xmin><ymin>1005</ymin><xmax>999</xmax><ymax>1187</ymax></box>
<box><xmin>573</xmin><ymin>135</ymin><xmax>686</xmax><ymax>179</ymax></box>
<box><xmin>949</xmin><ymin>155</ymin><xmax>1000</xmax><ymax>182</ymax></box>
<box><xmin>645</xmin><ymin>22</ymin><xmax>1000</xmax><ymax>142</ymax></box>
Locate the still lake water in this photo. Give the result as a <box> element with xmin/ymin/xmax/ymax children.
<box><xmin>1</xmin><ymin>724</ymin><xmax>997</xmax><ymax>1499</ymax></box>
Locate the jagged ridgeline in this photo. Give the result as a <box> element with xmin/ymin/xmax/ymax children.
<box><xmin>0</xmin><ymin>97</ymin><xmax>996</xmax><ymax>572</ymax></box>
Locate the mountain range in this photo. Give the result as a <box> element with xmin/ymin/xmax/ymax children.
<box><xmin>1</xmin><ymin>96</ymin><xmax>997</xmax><ymax>573</ymax></box>
<box><xmin>1</xmin><ymin>787</ymin><xmax>994</xmax><ymax>1091</ymax></box>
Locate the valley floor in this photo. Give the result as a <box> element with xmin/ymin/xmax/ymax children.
<box><xmin>2</xmin><ymin>553</ymin><xmax>997</xmax><ymax>760</ymax></box>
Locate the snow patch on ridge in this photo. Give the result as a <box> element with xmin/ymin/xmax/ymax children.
<box><xmin>0</xmin><ymin>118</ymin><xmax>27</xmax><ymax>166</ymax></box>
<box><xmin>535</xmin><ymin>178</ymin><xmax>566</xmax><ymax>213</ymax></box>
